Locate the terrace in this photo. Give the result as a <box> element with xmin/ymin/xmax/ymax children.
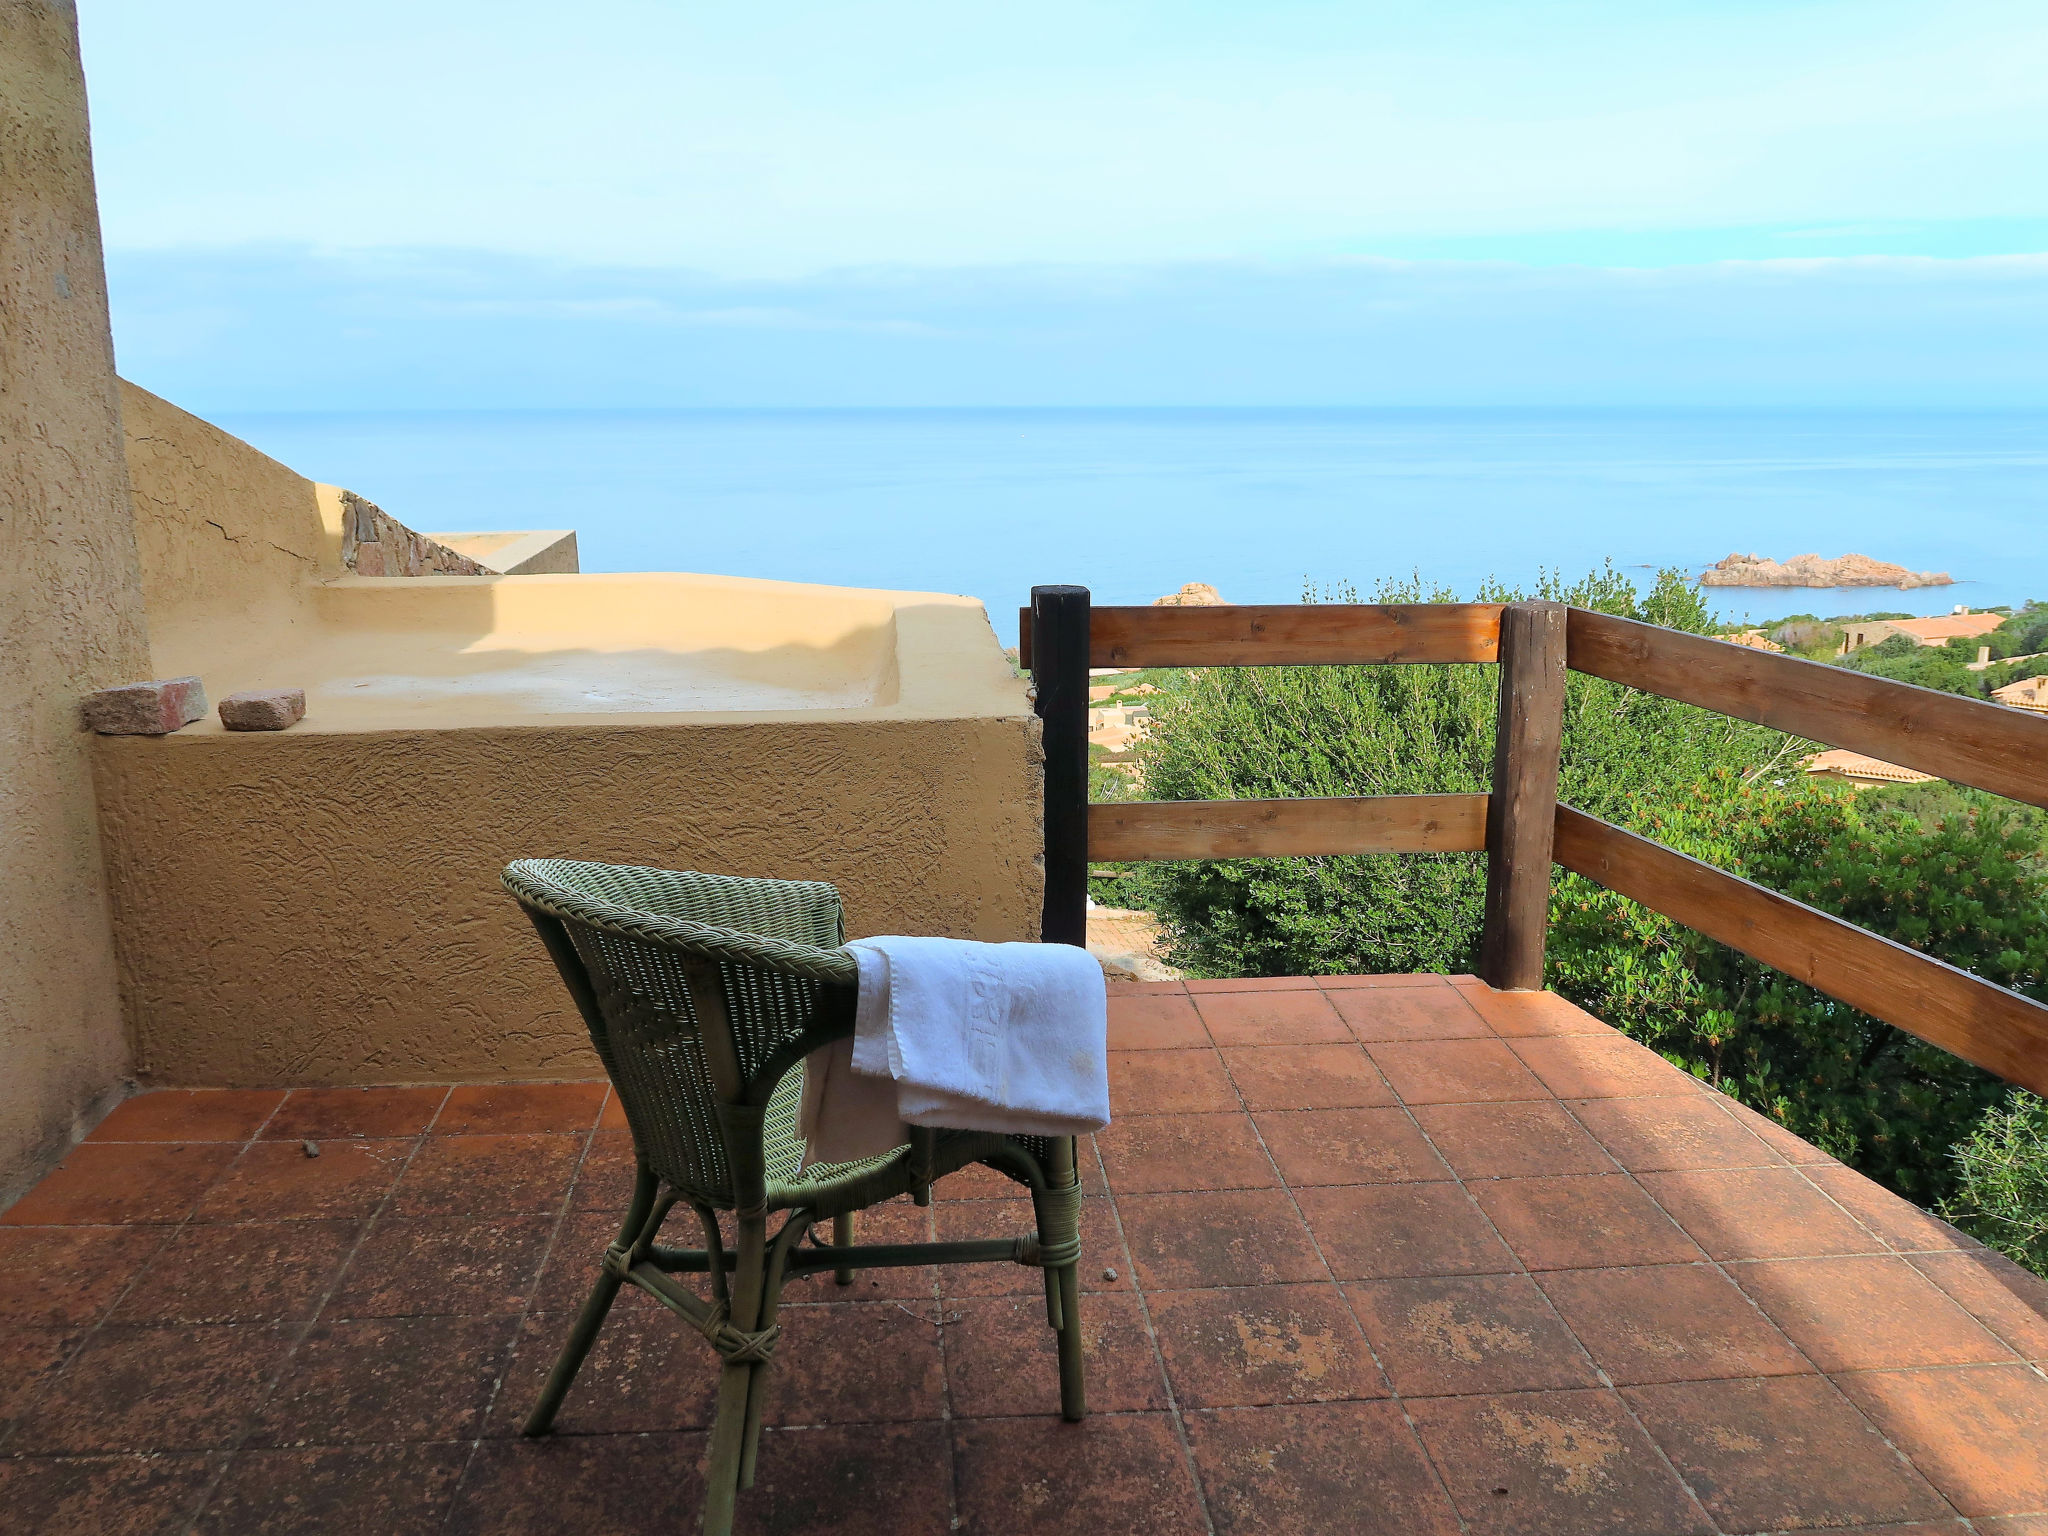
<box><xmin>8</xmin><ymin>589</ymin><xmax>2048</xmax><ymax>1532</ymax></box>
<box><xmin>3</xmin><ymin>981</ymin><xmax>2046</xmax><ymax>1534</ymax></box>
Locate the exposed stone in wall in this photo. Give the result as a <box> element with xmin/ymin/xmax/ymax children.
<box><xmin>339</xmin><ymin>490</ymin><xmax>492</xmax><ymax>577</ymax></box>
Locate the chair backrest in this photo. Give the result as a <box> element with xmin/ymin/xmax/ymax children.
<box><xmin>501</xmin><ymin>859</ymin><xmax>857</xmax><ymax>1208</ymax></box>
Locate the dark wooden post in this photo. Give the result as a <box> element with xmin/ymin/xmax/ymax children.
<box><xmin>1479</xmin><ymin>600</ymin><xmax>1567</xmax><ymax>990</ymax></box>
<box><xmin>1031</xmin><ymin>585</ymin><xmax>1091</xmax><ymax>946</ymax></box>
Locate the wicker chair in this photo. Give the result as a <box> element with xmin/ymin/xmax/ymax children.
<box><xmin>502</xmin><ymin>859</ymin><xmax>1087</xmax><ymax>1536</ymax></box>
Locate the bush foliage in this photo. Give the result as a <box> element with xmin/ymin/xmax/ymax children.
<box><xmin>1940</xmin><ymin>1091</ymin><xmax>2048</xmax><ymax>1273</ymax></box>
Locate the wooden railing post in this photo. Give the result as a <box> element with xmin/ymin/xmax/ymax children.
<box><xmin>1479</xmin><ymin>601</ymin><xmax>1567</xmax><ymax>990</ymax></box>
<box><xmin>1031</xmin><ymin>585</ymin><xmax>1091</xmax><ymax>947</ymax></box>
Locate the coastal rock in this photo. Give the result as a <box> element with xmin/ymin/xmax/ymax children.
<box><xmin>219</xmin><ymin>688</ymin><xmax>307</xmax><ymax>731</ymax></box>
<box><xmin>1154</xmin><ymin>582</ymin><xmax>1225</xmax><ymax>606</ymax></box>
<box><xmin>1699</xmin><ymin>552</ymin><xmax>1953</xmax><ymax>590</ymax></box>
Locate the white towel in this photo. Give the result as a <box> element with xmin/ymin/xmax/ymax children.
<box><xmin>798</xmin><ymin>937</ymin><xmax>1110</xmax><ymax>1167</ymax></box>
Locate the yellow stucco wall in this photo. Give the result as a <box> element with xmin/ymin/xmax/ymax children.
<box><xmin>94</xmin><ymin>716</ymin><xmax>1043</xmax><ymax>1085</ymax></box>
<box><xmin>101</xmin><ymin>376</ymin><xmax>1044</xmax><ymax>1088</ymax></box>
<box><xmin>0</xmin><ymin>3</ymin><xmax>152</xmax><ymax>1196</ymax></box>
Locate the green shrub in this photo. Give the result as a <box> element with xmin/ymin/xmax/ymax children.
<box><xmin>1941</xmin><ymin>1092</ymin><xmax>2048</xmax><ymax>1276</ymax></box>
<box><xmin>1128</xmin><ymin>564</ymin><xmax>1794</xmax><ymax>980</ymax></box>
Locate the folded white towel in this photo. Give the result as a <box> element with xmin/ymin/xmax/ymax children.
<box><xmin>798</xmin><ymin>936</ymin><xmax>1110</xmax><ymax>1167</ymax></box>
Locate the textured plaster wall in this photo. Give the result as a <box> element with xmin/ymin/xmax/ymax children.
<box><xmin>0</xmin><ymin>3</ymin><xmax>152</xmax><ymax>1195</ymax></box>
<box><xmin>93</xmin><ymin>717</ymin><xmax>1044</xmax><ymax>1086</ymax></box>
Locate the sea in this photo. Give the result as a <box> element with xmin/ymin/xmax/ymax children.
<box><xmin>213</xmin><ymin>409</ymin><xmax>2048</xmax><ymax>647</ymax></box>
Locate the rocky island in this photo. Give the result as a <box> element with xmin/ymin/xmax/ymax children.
<box><xmin>1699</xmin><ymin>552</ymin><xmax>1954</xmax><ymax>589</ymax></box>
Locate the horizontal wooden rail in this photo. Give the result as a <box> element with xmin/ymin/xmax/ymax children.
<box><xmin>1567</xmin><ymin>608</ymin><xmax>2048</xmax><ymax>811</ymax></box>
<box><xmin>1019</xmin><ymin>603</ymin><xmax>1502</xmax><ymax>669</ymax></box>
<box><xmin>1089</xmin><ymin>793</ymin><xmax>1489</xmax><ymax>861</ymax></box>
<box><xmin>1553</xmin><ymin>804</ymin><xmax>2048</xmax><ymax>1098</ymax></box>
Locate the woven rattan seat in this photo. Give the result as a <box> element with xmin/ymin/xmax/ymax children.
<box><xmin>504</xmin><ymin>858</ymin><xmax>1086</xmax><ymax>1536</ymax></box>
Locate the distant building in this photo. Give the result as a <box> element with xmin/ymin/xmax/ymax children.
<box><xmin>1721</xmin><ymin>629</ymin><xmax>1784</xmax><ymax>652</ymax></box>
<box><xmin>1992</xmin><ymin>675</ymin><xmax>2048</xmax><ymax>714</ymax></box>
<box><xmin>1804</xmin><ymin>750</ymin><xmax>1936</xmax><ymax>788</ymax></box>
<box><xmin>1838</xmin><ymin>611</ymin><xmax>2007</xmax><ymax>654</ymax></box>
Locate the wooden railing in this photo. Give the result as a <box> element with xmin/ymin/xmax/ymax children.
<box><xmin>1022</xmin><ymin>586</ymin><xmax>2048</xmax><ymax>1098</ymax></box>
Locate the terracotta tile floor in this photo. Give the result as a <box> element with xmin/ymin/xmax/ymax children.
<box><xmin>4</xmin><ymin>973</ymin><xmax>2048</xmax><ymax>1534</ymax></box>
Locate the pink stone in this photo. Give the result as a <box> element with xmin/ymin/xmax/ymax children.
<box><xmin>218</xmin><ymin>688</ymin><xmax>307</xmax><ymax>732</ymax></box>
<box><xmin>354</xmin><ymin>543</ymin><xmax>386</xmax><ymax>576</ymax></box>
<box><xmin>81</xmin><ymin>677</ymin><xmax>207</xmax><ymax>735</ymax></box>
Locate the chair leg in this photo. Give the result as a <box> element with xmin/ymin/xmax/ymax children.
<box><xmin>699</xmin><ymin>1213</ymin><xmax>768</xmax><ymax>1536</ymax></box>
<box><xmin>1039</xmin><ymin>1136</ymin><xmax>1087</xmax><ymax>1422</ymax></box>
<box><xmin>833</xmin><ymin>1211</ymin><xmax>855</xmax><ymax>1286</ymax></box>
<box><xmin>522</xmin><ymin>1265</ymin><xmax>622</xmax><ymax>1436</ymax></box>
<box><xmin>1054</xmin><ymin>1257</ymin><xmax>1086</xmax><ymax>1422</ymax></box>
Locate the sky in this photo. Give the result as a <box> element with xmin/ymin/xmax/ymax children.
<box><xmin>77</xmin><ymin>0</ymin><xmax>2048</xmax><ymax>410</ymax></box>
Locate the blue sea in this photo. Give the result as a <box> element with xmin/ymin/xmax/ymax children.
<box><xmin>213</xmin><ymin>409</ymin><xmax>2048</xmax><ymax>645</ymax></box>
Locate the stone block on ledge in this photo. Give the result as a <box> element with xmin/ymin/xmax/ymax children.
<box><xmin>82</xmin><ymin>677</ymin><xmax>207</xmax><ymax>735</ymax></box>
<box><xmin>219</xmin><ymin>688</ymin><xmax>307</xmax><ymax>732</ymax></box>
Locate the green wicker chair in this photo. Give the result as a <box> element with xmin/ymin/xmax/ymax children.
<box><xmin>502</xmin><ymin>859</ymin><xmax>1087</xmax><ymax>1536</ymax></box>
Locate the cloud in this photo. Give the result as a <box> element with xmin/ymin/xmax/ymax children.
<box><xmin>106</xmin><ymin>244</ymin><xmax>2048</xmax><ymax>412</ymax></box>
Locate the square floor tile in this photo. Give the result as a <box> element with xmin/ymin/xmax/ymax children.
<box><xmin>447</xmin><ymin>1431</ymin><xmax>705</xmax><ymax>1535</ymax></box>
<box><xmin>1109</xmin><ymin>993</ymin><xmax>1211</xmax><ymax>1051</ymax></box>
<box><xmin>1185</xmin><ymin>1400</ymin><xmax>1462</xmax><ymax>1536</ymax></box>
<box><xmin>1407</xmin><ymin>1388</ymin><xmax>1712</xmax><ymax>1536</ymax></box>
<box><xmin>0</xmin><ymin>1453</ymin><xmax>215</xmax><ymax>1536</ymax></box>
<box><xmin>0</xmin><ymin>1324</ymin><xmax>87</xmax><ymax>1433</ymax></box>
<box><xmin>1472</xmin><ymin>1176</ymin><xmax>1704</xmax><ymax>1271</ymax></box>
<box><xmin>251</xmin><ymin>1314</ymin><xmax>517</xmax><ymax>1445</ymax></box>
<box><xmin>1346</xmin><ymin>1274</ymin><xmax>1601</xmax><ymax>1397</ymax></box>
<box><xmin>1536</xmin><ymin>1264</ymin><xmax>1812</xmax><ymax>1384</ymax></box>
<box><xmin>90</xmin><ymin>1090</ymin><xmax>283</xmax><ymax>1144</ymax></box>
<box><xmin>1117</xmin><ymin>1189</ymin><xmax>1325</xmax><ymax>1290</ymax></box>
<box><xmin>1626</xmin><ymin>1375</ymin><xmax>1950</xmax><ymax>1533</ymax></box>
<box><xmin>11</xmin><ymin>1323</ymin><xmax>294</xmax><ymax>1453</ymax></box>
<box><xmin>328</xmin><ymin>1214</ymin><xmax>555</xmax><ymax>1317</ymax></box>
<box><xmin>1109</xmin><ymin>1050</ymin><xmax>1240</xmax><ymax>1114</ymax></box>
<box><xmin>566</xmin><ymin>1131</ymin><xmax>636</xmax><ymax>1214</ymax></box>
<box><xmin>112</xmin><ymin>1220</ymin><xmax>359</xmax><ymax>1325</ymax></box>
<box><xmin>260</xmin><ymin>1087</ymin><xmax>447</xmax><ymax>1142</ymax></box>
<box><xmin>1508</xmin><ymin>1036</ymin><xmax>1704</xmax><ymax>1100</ymax></box>
<box><xmin>1297</xmin><ymin>1182</ymin><xmax>1517</xmax><ymax>1281</ymax></box>
<box><xmin>1640</xmin><ymin>1167</ymin><xmax>1880</xmax><ymax>1261</ymax></box>
<box><xmin>785</xmin><ymin>1196</ymin><xmax>939</xmax><ymax>1304</ymax></box>
<box><xmin>260</xmin><ymin>1089</ymin><xmax>448</xmax><ymax>1146</ymax></box>
<box><xmin>436</xmin><ymin>1082</ymin><xmax>608</xmax><ymax>1135</ymax></box>
<box><xmin>1255</xmin><ymin>1108</ymin><xmax>1451</xmax><ymax>1187</ymax></box>
<box><xmin>490</xmin><ymin>1289</ymin><xmax>717</xmax><ymax>1436</ymax></box>
<box><xmin>389</xmin><ymin>1134</ymin><xmax>582</xmax><ymax>1216</ymax></box>
<box><xmin>1909</xmin><ymin>1249</ymin><xmax>2048</xmax><ymax>1362</ymax></box>
<box><xmin>1186</xmin><ymin>977</ymin><xmax>1321</xmax><ymax>994</ymax></box>
<box><xmin>1732</xmin><ymin>1255</ymin><xmax>2016</xmax><ymax>1372</ymax></box>
<box><xmin>1838</xmin><ymin>1363</ymin><xmax>2048</xmax><ymax>1518</ymax></box>
<box><xmin>1367</xmin><ymin>1040</ymin><xmax>1549</xmax><ymax>1105</ymax></box>
<box><xmin>1222</xmin><ymin>1045</ymin><xmax>1393</xmax><ymax>1110</ymax></box>
<box><xmin>1329</xmin><ymin>986</ymin><xmax>1493</xmax><ymax>1042</ymax></box>
<box><xmin>1193</xmin><ymin>990</ymin><xmax>1351</xmax><ymax>1047</ymax></box>
<box><xmin>196</xmin><ymin>1138</ymin><xmax>414</xmax><ymax>1222</ymax></box>
<box><xmin>739</xmin><ymin>1421</ymin><xmax>953</xmax><ymax>1536</ymax></box>
<box><xmin>195</xmin><ymin>1442</ymin><xmax>468</xmax><ymax>1536</ymax></box>
<box><xmin>952</xmin><ymin>1411</ymin><xmax>1207</xmax><ymax>1536</ymax></box>
<box><xmin>1148</xmin><ymin>1283</ymin><xmax>1386</xmax><ymax>1407</ymax></box>
<box><xmin>760</xmin><ymin>1300</ymin><xmax>946</xmax><ymax>1425</ymax></box>
<box><xmin>1449</xmin><ymin>985</ymin><xmax>1608</xmax><ymax>1037</ymax></box>
<box><xmin>1720</xmin><ymin>1098</ymin><xmax>1838</xmax><ymax>1163</ymax></box>
<box><xmin>1316</xmin><ymin>974</ymin><xmax>1450</xmax><ymax>991</ymax></box>
<box><xmin>1566</xmin><ymin>1095</ymin><xmax>1784</xmax><ymax>1173</ymax></box>
<box><xmin>943</xmin><ymin>1291</ymin><xmax>1167</xmax><ymax>1417</ymax></box>
<box><xmin>1097</xmin><ymin>1112</ymin><xmax>1277</xmax><ymax>1193</ymax></box>
<box><xmin>0</xmin><ymin>1226</ymin><xmax>165</xmax><ymax>1327</ymax></box>
<box><xmin>1804</xmin><ymin>1163</ymin><xmax>1981</xmax><ymax>1255</ymax></box>
<box><xmin>1</xmin><ymin>1142</ymin><xmax>237</xmax><ymax>1226</ymax></box>
<box><xmin>1413</xmin><ymin>1101</ymin><xmax>1616</xmax><ymax>1180</ymax></box>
